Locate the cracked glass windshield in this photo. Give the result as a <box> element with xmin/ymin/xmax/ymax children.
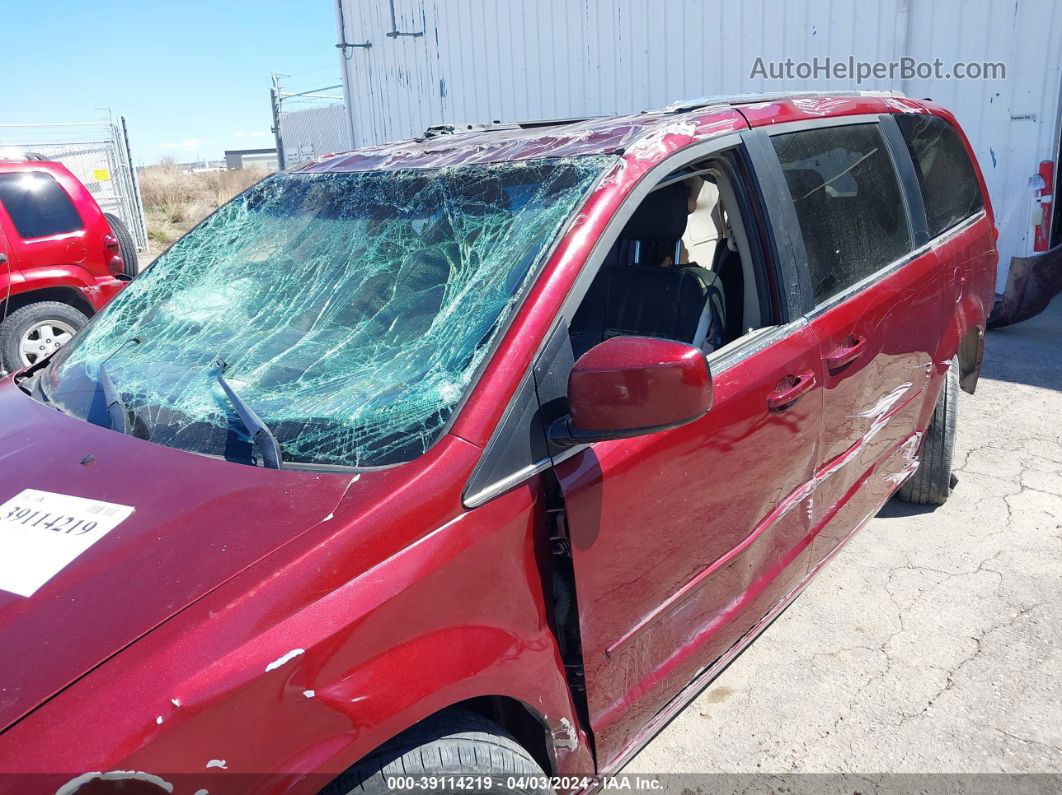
<box><xmin>41</xmin><ymin>157</ymin><xmax>609</xmax><ymax>467</ymax></box>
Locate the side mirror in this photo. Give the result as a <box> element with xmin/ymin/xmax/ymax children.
<box><xmin>549</xmin><ymin>336</ymin><xmax>713</xmax><ymax>447</ymax></box>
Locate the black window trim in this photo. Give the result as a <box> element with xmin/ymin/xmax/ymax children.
<box><xmin>878</xmin><ymin>113</ymin><xmax>930</xmax><ymax>247</ymax></box>
<box><xmin>892</xmin><ymin>111</ymin><xmax>985</xmax><ymax>240</ymax></box>
<box><xmin>752</xmin><ymin>113</ymin><xmax>884</xmax><ymax>137</ymax></box>
<box><xmin>741</xmin><ymin>128</ymin><xmax>814</xmax><ymax>316</ymax></box>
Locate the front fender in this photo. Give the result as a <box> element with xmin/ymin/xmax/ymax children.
<box><xmin>230</xmin><ymin>484</ymin><xmax>594</xmax><ymax>785</ymax></box>
<box><xmin>0</xmin><ymin>455</ymin><xmax>590</xmax><ymax>794</ymax></box>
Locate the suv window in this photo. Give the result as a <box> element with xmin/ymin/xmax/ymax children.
<box><xmin>0</xmin><ymin>171</ymin><xmax>83</xmax><ymax>239</ymax></box>
<box><xmin>896</xmin><ymin>114</ymin><xmax>984</xmax><ymax>238</ymax></box>
<box><xmin>771</xmin><ymin>124</ymin><xmax>912</xmax><ymax>304</ymax></box>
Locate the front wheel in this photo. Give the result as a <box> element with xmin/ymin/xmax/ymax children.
<box><xmin>0</xmin><ymin>301</ymin><xmax>88</xmax><ymax>372</ymax></box>
<box><xmin>897</xmin><ymin>356</ymin><xmax>958</xmax><ymax>505</ymax></box>
<box><xmin>323</xmin><ymin>709</ymin><xmax>551</xmax><ymax>795</ymax></box>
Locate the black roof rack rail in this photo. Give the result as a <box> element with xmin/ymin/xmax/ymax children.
<box><xmin>663</xmin><ymin>89</ymin><xmax>905</xmax><ymax>114</ymax></box>
<box><xmin>423</xmin><ymin>122</ymin><xmax>519</xmax><ymax>139</ymax></box>
<box><xmin>414</xmin><ymin>89</ymin><xmax>904</xmax><ymax>142</ymax></box>
<box><xmin>420</xmin><ymin>116</ymin><xmax>594</xmax><ymax>139</ymax></box>
<box><xmin>415</xmin><ymin>90</ymin><xmax>905</xmax><ymax>141</ymax></box>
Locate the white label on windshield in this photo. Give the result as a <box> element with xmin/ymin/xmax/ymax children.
<box><xmin>0</xmin><ymin>489</ymin><xmax>134</xmax><ymax>597</ymax></box>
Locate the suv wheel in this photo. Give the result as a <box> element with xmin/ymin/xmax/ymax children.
<box><xmin>104</xmin><ymin>212</ymin><xmax>139</xmax><ymax>277</ymax></box>
<box><xmin>897</xmin><ymin>356</ymin><xmax>958</xmax><ymax>505</ymax></box>
<box><xmin>0</xmin><ymin>302</ymin><xmax>88</xmax><ymax>372</ymax></box>
<box><xmin>323</xmin><ymin>709</ymin><xmax>551</xmax><ymax>795</ymax></box>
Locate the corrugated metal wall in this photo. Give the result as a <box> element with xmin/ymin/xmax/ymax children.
<box><xmin>336</xmin><ymin>0</ymin><xmax>1062</xmax><ymax>285</ymax></box>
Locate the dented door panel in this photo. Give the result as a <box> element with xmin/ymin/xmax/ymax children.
<box><xmin>805</xmin><ymin>246</ymin><xmax>951</xmax><ymax>564</ymax></box>
<box><xmin>556</xmin><ymin>322</ymin><xmax>824</xmax><ymax>768</ymax></box>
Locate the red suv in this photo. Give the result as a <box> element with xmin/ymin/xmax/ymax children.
<box><xmin>0</xmin><ymin>153</ymin><xmax>137</xmax><ymax>373</ymax></box>
<box><xmin>0</xmin><ymin>93</ymin><xmax>994</xmax><ymax>794</ymax></box>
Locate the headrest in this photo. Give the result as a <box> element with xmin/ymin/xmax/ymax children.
<box><xmin>785</xmin><ymin>168</ymin><xmax>827</xmax><ymax>202</ymax></box>
<box><xmin>621</xmin><ymin>182</ymin><xmax>688</xmax><ymax>242</ymax></box>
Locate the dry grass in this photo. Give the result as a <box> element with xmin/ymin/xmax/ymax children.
<box><xmin>138</xmin><ymin>158</ymin><xmax>268</xmax><ymax>262</ymax></box>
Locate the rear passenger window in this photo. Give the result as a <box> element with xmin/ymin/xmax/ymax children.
<box><xmin>0</xmin><ymin>172</ymin><xmax>83</xmax><ymax>239</ymax></box>
<box><xmin>772</xmin><ymin>124</ymin><xmax>912</xmax><ymax>304</ymax></box>
<box><xmin>896</xmin><ymin>114</ymin><xmax>984</xmax><ymax>238</ymax></box>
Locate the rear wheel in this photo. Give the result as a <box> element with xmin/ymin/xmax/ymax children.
<box><xmin>0</xmin><ymin>301</ymin><xmax>87</xmax><ymax>372</ymax></box>
<box><xmin>104</xmin><ymin>212</ymin><xmax>139</xmax><ymax>277</ymax></box>
<box><xmin>897</xmin><ymin>357</ymin><xmax>958</xmax><ymax>505</ymax></box>
<box><xmin>323</xmin><ymin>709</ymin><xmax>550</xmax><ymax>795</ymax></box>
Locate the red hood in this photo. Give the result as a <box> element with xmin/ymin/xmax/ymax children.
<box><xmin>0</xmin><ymin>382</ymin><xmax>358</xmax><ymax>732</ymax></box>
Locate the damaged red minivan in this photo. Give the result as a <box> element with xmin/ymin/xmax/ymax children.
<box><xmin>0</xmin><ymin>92</ymin><xmax>995</xmax><ymax>794</ymax></box>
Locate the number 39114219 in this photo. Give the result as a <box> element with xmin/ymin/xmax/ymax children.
<box><xmin>3</xmin><ymin>506</ymin><xmax>98</xmax><ymax>536</ymax></box>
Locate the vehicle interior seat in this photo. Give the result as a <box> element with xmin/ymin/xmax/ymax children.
<box><xmin>707</xmin><ymin>197</ymin><xmax>747</xmax><ymax>344</ymax></box>
<box><xmin>570</xmin><ymin>182</ymin><xmax>726</xmax><ymax>358</ymax></box>
<box><xmin>682</xmin><ymin>177</ymin><xmax>722</xmax><ymax>267</ymax></box>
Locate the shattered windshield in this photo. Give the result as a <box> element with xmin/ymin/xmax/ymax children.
<box><xmin>42</xmin><ymin>157</ymin><xmax>608</xmax><ymax>468</ymax></box>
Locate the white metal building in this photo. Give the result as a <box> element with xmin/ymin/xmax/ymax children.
<box><xmin>224</xmin><ymin>147</ymin><xmax>279</xmax><ymax>170</ymax></box>
<box><xmin>334</xmin><ymin>0</ymin><xmax>1062</xmax><ymax>292</ymax></box>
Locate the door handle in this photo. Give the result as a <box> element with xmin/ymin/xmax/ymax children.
<box><xmin>826</xmin><ymin>335</ymin><xmax>866</xmax><ymax>370</ymax></box>
<box><xmin>767</xmin><ymin>370</ymin><xmax>817</xmax><ymax>411</ymax></box>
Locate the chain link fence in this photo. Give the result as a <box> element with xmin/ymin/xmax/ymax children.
<box><xmin>0</xmin><ymin>119</ymin><xmax>147</xmax><ymax>249</ymax></box>
<box><xmin>271</xmin><ymin>79</ymin><xmax>353</xmax><ymax>169</ymax></box>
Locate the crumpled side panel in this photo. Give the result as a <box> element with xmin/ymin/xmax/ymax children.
<box><xmin>49</xmin><ymin>158</ymin><xmax>609</xmax><ymax>467</ymax></box>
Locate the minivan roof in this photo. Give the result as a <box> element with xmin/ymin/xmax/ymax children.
<box><xmin>293</xmin><ymin>91</ymin><xmax>929</xmax><ymax>174</ymax></box>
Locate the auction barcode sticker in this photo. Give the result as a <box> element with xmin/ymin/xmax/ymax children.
<box><xmin>0</xmin><ymin>489</ymin><xmax>134</xmax><ymax>597</ymax></box>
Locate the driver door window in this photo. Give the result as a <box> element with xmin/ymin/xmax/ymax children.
<box><xmin>568</xmin><ymin>152</ymin><xmax>774</xmax><ymax>361</ymax></box>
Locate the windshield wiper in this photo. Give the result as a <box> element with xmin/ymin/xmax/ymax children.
<box><xmin>98</xmin><ymin>362</ymin><xmax>129</xmax><ymax>434</ymax></box>
<box><xmin>92</xmin><ymin>336</ymin><xmax>143</xmax><ymax>428</ymax></box>
<box><xmin>14</xmin><ymin>344</ymin><xmax>68</xmax><ymax>401</ymax></box>
<box><xmin>215</xmin><ymin>357</ymin><xmax>283</xmax><ymax>469</ymax></box>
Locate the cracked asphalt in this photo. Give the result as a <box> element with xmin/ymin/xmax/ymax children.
<box><xmin>626</xmin><ymin>297</ymin><xmax>1062</xmax><ymax>775</ymax></box>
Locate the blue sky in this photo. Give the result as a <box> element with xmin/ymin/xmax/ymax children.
<box><xmin>1</xmin><ymin>0</ymin><xmax>340</xmax><ymax>164</ymax></box>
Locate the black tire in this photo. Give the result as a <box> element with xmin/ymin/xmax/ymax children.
<box><xmin>897</xmin><ymin>356</ymin><xmax>958</xmax><ymax>505</ymax></box>
<box><xmin>323</xmin><ymin>709</ymin><xmax>550</xmax><ymax>795</ymax></box>
<box><xmin>104</xmin><ymin>212</ymin><xmax>139</xmax><ymax>277</ymax></box>
<box><xmin>0</xmin><ymin>301</ymin><xmax>87</xmax><ymax>373</ymax></box>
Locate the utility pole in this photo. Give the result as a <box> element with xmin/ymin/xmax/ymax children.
<box><xmin>270</xmin><ymin>72</ymin><xmax>286</xmax><ymax>171</ymax></box>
